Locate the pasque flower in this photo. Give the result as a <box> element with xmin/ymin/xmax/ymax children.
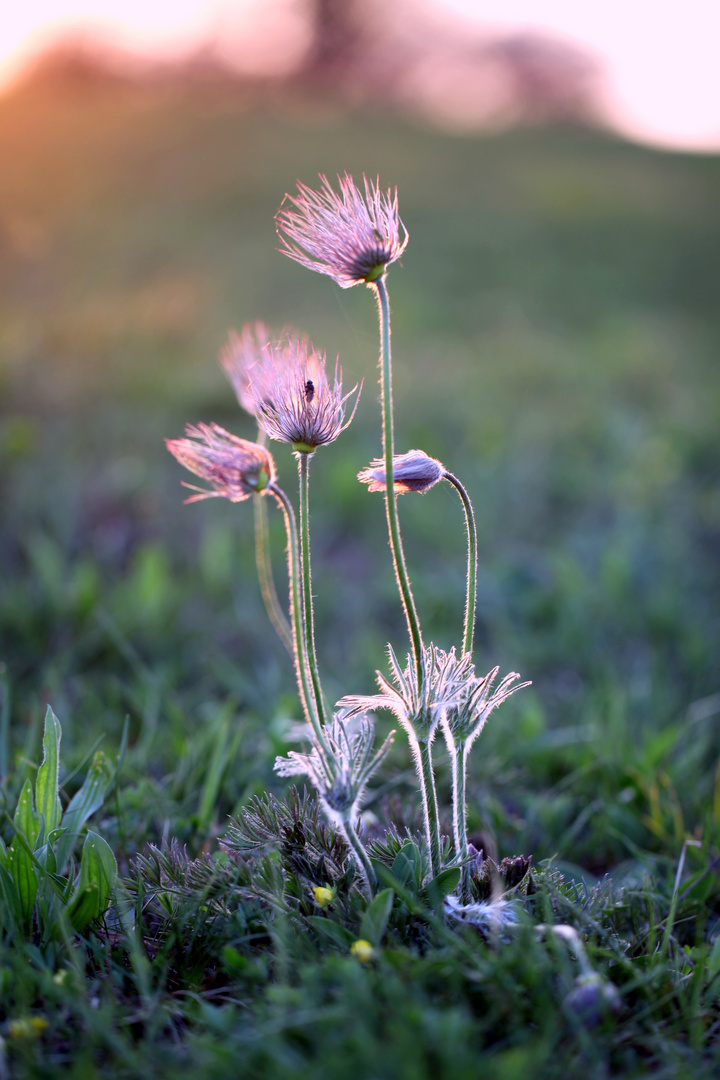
<box><xmin>341</xmin><ymin>643</ymin><xmax>474</xmax><ymax>744</ymax></box>
<box><xmin>358</xmin><ymin>449</ymin><xmax>445</xmax><ymax>494</ymax></box>
<box><xmin>219</xmin><ymin>321</ymin><xmax>273</xmax><ymax>417</ymax></box>
<box><xmin>247</xmin><ymin>337</ymin><xmax>361</xmax><ymax>453</ymax></box>
<box><xmin>442</xmin><ymin>663</ymin><xmax>530</xmax><ymax>748</ymax></box>
<box><xmin>166</xmin><ymin>423</ymin><xmax>275</xmax><ymax>502</ymax></box>
<box><xmin>274</xmin><ymin>712</ymin><xmax>394</xmax><ymax>829</ymax></box>
<box><xmin>276</xmin><ymin>173</ymin><xmax>408</xmax><ymax>288</ymax></box>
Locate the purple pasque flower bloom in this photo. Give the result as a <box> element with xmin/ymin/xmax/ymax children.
<box><xmin>247</xmin><ymin>336</ymin><xmax>361</xmax><ymax>453</ymax></box>
<box><xmin>358</xmin><ymin>449</ymin><xmax>445</xmax><ymax>494</ymax></box>
<box><xmin>166</xmin><ymin>422</ymin><xmax>275</xmax><ymax>503</ymax></box>
<box><xmin>276</xmin><ymin>173</ymin><xmax>408</xmax><ymax>289</ymax></box>
<box><xmin>219</xmin><ymin>321</ymin><xmax>274</xmax><ymax>417</ymax></box>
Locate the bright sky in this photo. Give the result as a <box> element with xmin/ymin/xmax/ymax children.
<box><xmin>1</xmin><ymin>0</ymin><xmax>719</xmax><ymax>151</ymax></box>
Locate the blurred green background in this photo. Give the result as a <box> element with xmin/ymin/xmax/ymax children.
<box><xmin>1</xmin><ymin>74</ymin><xmax>719</xmax><ymax>876</ymax></box>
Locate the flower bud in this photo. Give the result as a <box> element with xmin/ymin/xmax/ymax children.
<box><xmin>358</xmin><ymin>449</ymin><xmax>445</xmax><ymax>494</ymax></box>
<box><xmin>350</xmin><ymin>939</ymin><xmax>375</xmax><ymax>962</ymax></box>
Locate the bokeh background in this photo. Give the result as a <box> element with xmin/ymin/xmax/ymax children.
<box><xmin>1</xmin><ymin>0</ymin><xmax>719</xmax><ymax>878</ymax></box>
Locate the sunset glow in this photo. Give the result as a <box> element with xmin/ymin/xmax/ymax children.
<box><xmin>2</xmin><ymin>0</ymin><xmax>719</xmax><ymax>151</ymax></box>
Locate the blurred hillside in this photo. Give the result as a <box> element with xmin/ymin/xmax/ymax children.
<box><xmin>0</xmin><ymin>73</ymin><xmax>719</xmax><ymax>863</ymax></box>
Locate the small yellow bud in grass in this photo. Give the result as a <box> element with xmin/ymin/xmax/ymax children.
<box><xmin>350</xmin><ymin>939</ymin><xmax>375</xmax><ymax>963</ymax></box>
<box><xmin>312</xmin><ymin>886</ymin><xmax>335</xmax><ymax>907</ymax></box>
<box><xmin>8</xmin><ymin>1016</ymin><xmax>48</xmax><ymax>1039</ymax></box>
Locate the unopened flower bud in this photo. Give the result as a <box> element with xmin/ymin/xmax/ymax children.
<box><xmin>564</xmin><ymin>973</ymin><xmax>620</xmax><ymax>1027</ymax></box>
<box><xmin>312</xmin><ymin>886</ymin><xmax>335</xmax><ymax>907</ymax></box>
<box><xmin>357</xmin><ymin>449</ymin><xmax>445</xmax><ymax>494</ymax></box>
<box><xmin>350</xmin><ymin>939</ymin><xmax>375</xmax><ymax>962</ymax></box>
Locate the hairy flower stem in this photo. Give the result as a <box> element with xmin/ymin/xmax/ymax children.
<box><xmin>297</xmin><ymin>452</ymin><xmax>328</xmax><ymax>732</ymax></box>
<box><xmin>254</xmin><ymin>493</ymin><xmax>294</xmax><ymax>655</ymax></box>
<box><xmin>372</xmin><ymin>276</ymin><xmax>424</xmax><ymax>686</ymax></box>
<box><xmin>373</xmin><ymin>276</ymin><xmax>442</xmax><ymax>873</ymax></box>
<box><xmin>443</xmin><ymin>473</ymin><xmax>478</xmax><ymax>658</ymax></box>
<box><xmin>406</xmin><ymin>733</ymin><xmax>441</xmax><ymax>878</ymax></box>
<box><xmin>268</xmin><ymin>483</ymin><xmax>328</xmax><ymax>754</ymax></box>
<box><xmin>341</xmin><ymin>817</ymin><xmax>376</xmax><ymax>898</ymax></box>
<box><xmin>446</xmin><ymin>729</ymin><xmax>471</xmax><ymax>896</ymax></box>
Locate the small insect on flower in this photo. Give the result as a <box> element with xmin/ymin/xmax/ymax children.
<box><xmin>165</xmin><ymin>423</ymin><xmax>276</xmax><ymax>502</ymax></box>
<box><xmin>350</xmin><ymin>939</ymin><xmax>375</xmax><ymax>963</ymax></box>
<box><xmin>276</xmin><ymin>173</ymin><xmax>408</xmax><ymax>288</ymax></box>
<box><xmin>358</xmin><ymin>449</ymin><xmax>446</xmax><ymax>494</ymax></box>
<box><xmin>247</xmin><ymin>337</ymin><xmax>361</xmax><ymax>453</ymax></box>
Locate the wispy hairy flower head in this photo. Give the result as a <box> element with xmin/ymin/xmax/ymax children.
<box><xmin>340</xmin><ymin>644</ymin><xmax>474</xmax><ymax>744</ymax></box>
<box><xmin>166</xmin><ymin>423</ymin><xmax>275</xmax><ymax>503</ymax></box>
<box><xmin>358</xmin><ymin>449</ymin><xmax>446</xmax><ymax>494</ymax></box>
<box><xmin>274</xmin><ymin>712</ymin><xmax>394</xmax><ymax>827</ymax></box>
<box><xmin>440</xmin><ymin>659</ymin><xmax>530</xmax><ymax>748</ymax></box>
<box><xmin>443</xmin><ymin>894</ymin><xmax>520</xmax><ymax>936</ymax></box>
<box><xmin>247</xmin><ymin>337</ymin><xmax>361</xmax><ymax>453</ymax></box>
<box><xmin>219</xmin><ymin>321</ymin><xmax>275</xmax><ymax>416</ymax></box>
<box><xmin>276</xmin><ymin>173</ymin><xmax>408</xmax><ymax>289</ymax></box>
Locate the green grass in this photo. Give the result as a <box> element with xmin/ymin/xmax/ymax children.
<box><xmin>0</xmin><ymin>74</ymin><xmax>719</xmax><ymax>1076</ymax></box>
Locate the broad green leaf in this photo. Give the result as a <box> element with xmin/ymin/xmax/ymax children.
<box><xmin>68</xmin><ymin>831</ymin><xmax>117</xmax><ymax>931</ymax></box>
<box><xmin>55</xmin><ymin>750</ymin><xmax>114</xmax><ymax>872</ymax></box>
<box><xmin>360</xmin><ymin>888</ymin><xmax>394</xmax><ymax>947</ymax></box>
<box><xmin>34</xmin><ymin>841</ymin><xmax>58</xmax><ymax>878</ymax></box>
<box><xmin>13</xmin><ymin>778</ymin><xmax>39</xmax><ymax>845</ymax></box>
<box><xmin>35</xmin><ymin>707</ymin><xmax>62</xmax><ymax>836</ymax></box>
<box><xmin>422</xmin><ymin>867</ymin><xmax>461</xmax><ymax>910</ymax></box>
<box><xmin>390</xmin><ymin>842</ymin><xmax>423</xmax><ymax>891</ymax></box>
<box><xmin>0</xmin><ymin>863</ymin><xmax>23</xmax><ymax>938</ymax></box>
<box><xmin>305</xmin><ymin>916</ymin><xmax>354</xmax><ymax>949</ymax></box>
<box><xmin>11</xmin><ymin>778</ymin><xmax>40</xmax><ymax>931</ymax></box>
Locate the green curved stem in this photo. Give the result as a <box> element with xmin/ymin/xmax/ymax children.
<box><xmin>341</xmin><ymin>817</ymin><xmax>376</xmax><ymax>898</ymax></box>
<box><xmin>447</xmin><ymin>730</ymin><xmax>470</xmax><ymax>897</ymax></box>
<box><xmin>297</xmin><ymin>452</ymin><xmax>328</xmax><ymax>732</ymax></box>
<box><xmin>254</xmin><ymin>492</ymin><xmax>293</xmax><ymax>655</ymax></box>
<box><xmin>443</xmin><ymin>472</ymin><xmax>477</xmax><ymax>659</ymax></box>
<box><xmin>268</xmin><ymin>483</ymin><xmax>328</xmax><ymax>754</ymax></box>
<box><xmin>418</xmin><ymin>737</ymin><xmax>441</xmax><ymax>878</ymax></box>
<box><xmin>371</xmin><ymin>276</ymin><xmax>424</xmax><ymax>688</ymax></box>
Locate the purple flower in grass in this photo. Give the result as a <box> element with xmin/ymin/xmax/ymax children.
<box><xmin>166</xmin><ymin>423</ymin><xmax>275</xmax><ymax>503</ymax></box>
<box><xmin>248</xmin><ymin>337</ymin><xmax>361</xmax><ymax>453</ymax></box>
<box><xmin>358</xmin><ymin>449</ymin><xmax>445</xmax><ymax>494</ymax></box>
<box><xmin>276</xmin><ymin>173</ymin><xmax>408</xmax><ymax>288</ymax></box>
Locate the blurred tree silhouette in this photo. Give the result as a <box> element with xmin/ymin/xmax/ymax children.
<box><xmin>299</xmin><ymin>0</ymin><xmax>365</xmax><ymax>88</ymax></box>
